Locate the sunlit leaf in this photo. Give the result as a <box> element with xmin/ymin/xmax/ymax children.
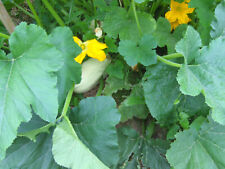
<box><xmin>0</xmin><ymin>22</ymin><xmax>63</xmax><ymax>159</ymax></box>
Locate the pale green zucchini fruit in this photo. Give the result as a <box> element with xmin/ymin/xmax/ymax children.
<box><xmin>74</xmin><ymin>58</ymin><xmax>110</xmax><ymax>93</ymax></box>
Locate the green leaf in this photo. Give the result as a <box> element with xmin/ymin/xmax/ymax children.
<box><xmin>143</xmin><ymin>64</ymin><xmax>180</xmax><ymax>124</ymax></box>
<box><xmin>167</xmin><ymin>124</ymin><xmax>180</xmax><ymax>140</ymax></box>
<box><xmin>0</xmin><ymin>38</ymin><xmax>4</xmax><ymax>48</ymax></box>
<box><xmin>175</xmin><ymin>26</ymin><xmax>202</xmax><ymax>64</ymax></box>
<box><xmin>189</xmin><ymin>0</ymin><xmax>215</xmax><ymax>44</ymax></box>
<box><xmin>106</xmin><ymin>60</ymin><xmax>125</xmax><ymax>79</ymax></box>
<box><xmin>105</xmin><ymin>36</ymin><xmax>118</xmax><ymax>53</ymax></box>
<box><xmin>179</xmin><ymin>112</ymin><xmax>190</xmax><ymax>129</ymax></box>
<box><xmin>119</xmin><ymin>85</ymin><xmax>148</xmax><ymax>122</ymax></box>
<box><xmin>177</xmin><ymin>37</ymin><xmax>225</xmax><ymax>124</ymax></box>
<box><xmin>18</xmin><ymin>113</ymin><xmax>48</xmax><ymax>134</ymax></box>
<box><xmin>103</xmin><ymin>7</ymin><xmax>156</xmax><ymax>41</ymax></box>
<box><xmin>153</xmin><ymin>17</ymin><xmax>187</xmax><ymax>53</ymax></box>
<box><xmin>177</xmin><ymin>94</ymin><xmax>209</xmax><ymax>117</ymax></box>
<box><xmin>0</xmin><ymin>22</ymin><xmax>63</xmax><ymax>159</ymax></box>
<box><xmin>0</xmin><ymin>133</ymin><xmax>62</xmax><ymax>169</ymax></box>
<box><xmin>49</xmin><ymin>27</ymin><xmax>81</xmax><ymax>109</ymax></box>
<box><xmin>211</xmin><ymin>1</ymin><xmax>225</xmax><ymax>39</ymax></box>
<box><xmin>103</xmin><ymin>76</ymin><xmax>131</xmax><ymax>96</ymax></box>
<box><xmin>17</xmin><ymin>112</ymin><xmax>53</xmax><ymax>141</ymax></box>
<box><xmin>166</xmin><ymin>120</ymin><xmax>225</xmax><ymax>169</ymax></box>
<box><xmin>177</xmin><ymin>65</ymin><xmax>202</xmax><ymax>96</ymax></box>
<box><xmin>70</xmin><ymin>96</ymin><xmax>121</xmax><ymax>167</ymax></box>
<box><xmin>118</xmin><ymin>34</ymin><xmax>157</xmax><ymax>66</ymax></box>
<box><xmin>117</xmin><ymin>127</ymin><xmax>170</xmax><ymax>169</ymax></box>
<box><xmin>190</xmin><ymin>116</ymin><xmax>206</xmax><ymax>130</ymax></box>
<box><xmin>53</xmin><ymin>118</ymin><xmax>109</xmax><ymax>169</ymax></box>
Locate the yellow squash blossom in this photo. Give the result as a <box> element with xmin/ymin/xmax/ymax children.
<box><xmin>73</xmin><ymin>36</ymin><xmax>107</xmax><ymax>64</ymax></box>
<box><xmin>165</xmin><ymin>0</ymin><xmax>194</xmax><ymax>30</ymax></box>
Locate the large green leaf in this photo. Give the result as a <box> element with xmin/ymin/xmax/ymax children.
<box><xmin>52</xmin><ymin>118</ymin><xmax>109</xmax><ymax>169</ymax></box>
<box><xmin>119</xmin><ymin>85</ymin><xmax>148</xmax><ymax>122</ymax></box>
<box><xmin>177</xmin><ymin>94</ymin><xmax>209</xmax><ymax>117</ymax></box>
<box><xmin>17</xmin><ymin>111</ymin><xmax>54</xmax><ymax>141</ymax></box>
<box><xmin>103</xmin><ymin>7</ymin><xmax>156</xmax><ymax>41</ymax></box>
<box><xmin>143</xmin><ymin>64</ymin><xmax>180</xmax><ymax>124</ymax></box>
<box><xmin>175</xmin><ymin>26</ymin><xmax>202</xmax><ymax>64</ymax></box>
<box><xmin>177</xmin><ymin>33</ymin><xmax>225</xmax><ymax>124</ymax></box>
<box><xmin>189</xmin><ymin>0</ymin><xmax>214</xmax><ymax>44</ymax></box>
<box><xmin>211</xmin><ymin>0</ymin><xmax>225</xmax><ymax>39</ymax></box>
<box><xmin>49</xmin><ymin>27</ymin><xmax>82</xmax><ymax>109</ymax></box>
<box><xmin>103</xmin><ymin>76</ymin><xmax>131</xmax><ymax>96</ymax></box>
<box><xmin>0</xmin><ymin>133</ymin><xmax>62</xmax><ymax>169</ymax></box>
<box><xmin>106</xmin><ymin>60</ymin><xmax>125</xmax><ymax>80</ymax></box>
<box><xmin>70</xmin><ymin>96</ymin><xmax>121</xmax><ymax>168</ymax></box>
<box><xmin>153</xmin><ymin>17</ymin><xmax>187</xmax><ymax>53</ymax></box>
<box><xmin>117</xmin><ymin>127</ymin><xmax>170</xmax><ymax>169</ymax></box>
<box><xmin>118</xmin><ymin>34</ymin><xmax>157</xmax><ymax>66</ymax></box>
<box><xmin>166</xmin><ymin>120</ymin><xmax>225</xmax><ymax>169</ymax></box>
<box><xmin>0</xmin><ymin>22</ymin><xmax>63</xmax><ymax>159</ymax></box>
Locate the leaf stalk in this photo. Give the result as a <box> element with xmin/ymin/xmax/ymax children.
<box><xmin>0</xmin><ymin>32</ymin><xmax>9</xmax><ymax>39</ymax></box>
<box><xmin>163</xmin><ymin>53</ymin><xmax>183</xmax><ymax>59</ymax></box>
<box><xmin>42</xmin><ymin>0</ymin><xmax>65</xmax><ymax>26</ymax></box>
<box><xmin>157</xmin><ymin>55</ymin><xmax>182</xmax><ymax>68</ymax></box>
<box><xmin>13</xmin><ymin>2</ymin><xmax>35</xmax><ymax>19</ymax></box>
<box><xmin>60</xmin><ymin>85</ymin><xmax>74</xmax><ymax>118</ymax></box>
<box><xmin>131</xmin><ymin>0</ymin><xmax>143</xmax><ymax>36</ymax></box>
<box><xmin>26</xmin><ymin>0</ymin><xmax>43</xmax><ymax>27</ymax></box>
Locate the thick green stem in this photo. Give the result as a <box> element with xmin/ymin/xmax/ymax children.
<box><xmin>96</xmin><ymin>77</ymin><xmax>104</xmax><ymax>96</ymax></box>
<box><xmin>18</xmin><ymin>123</ymin><xmax>55</xmax><ymax>141</ymax></box>
<box><xmin>0</xmin><ymin>32</ymin><xmax>9</xmax><ymax>39</ymax></box>
<box><xmin>1</xmin><ymin>45</ymin><xmax>9</xmax><ymax>50</ymax></box>
<box><xmin>18</xmin><ymin>85</ymin><xmax>74</xmax><ymax>139</ymax></box>
<box><xmin>42</xmin><ymin>0</ymin><xmax>65</xmax><ymax>26</ymax></box>
<box><xmin>131</xmin><ymin>0</ymin><xmax>142</xmax><ymax>36</ymax></box>
<box><xmin>91</xmin><ymin>0</ymin><xmax>96</xmax><ymax>15</ymax></box>
<box><xmin>157</xmin><ymin>55</ymin><xmax>182</xmax><ymax>68</ymax></box>
<box><xmin>123</xmin><ymin>0</ymin><xmax>130</xmax><ymax>9</ymax></box>
<box><xmin>150</xmin><ymin>0</ymin><xmax>161</xmax><ymax>17</ymax></box>
<box><xmin>26</xmin><ymin>0</ymin><xmax>43</xmax><ymax>27</ymax></box>
<box><xmin>13</xmin><ymin>2</ymin><xmax>35</xmax><ymax>19</ymax></box>
<box><xmin>59</xmin><ymin>85</ymin><xmax>74</xmax><ymax>118</ymax></box>
<box><xmin>163</xmin><ymin>53</ymin><xmax>183</xmax><ymax>59</ymax></box>
<box><xmin>146</xmin><ymin>122</ymin><xmax>155</xmax><ymax>139</ymax></box>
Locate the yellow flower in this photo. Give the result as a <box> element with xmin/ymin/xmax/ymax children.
<box><xmin>165</xmin><ymin>0</ymin><xmax>194</xmax><ymax>30</ymax></box>
<box><xmin>73</xmin><ymin>36</ymin><xmax>107</xmax><ymax>64</ymax></box>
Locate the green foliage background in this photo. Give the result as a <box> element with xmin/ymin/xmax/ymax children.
<box><xmin>0</xmin><ymin>0</ymin><xmax>225</xmax><ymax>169</ymax></box>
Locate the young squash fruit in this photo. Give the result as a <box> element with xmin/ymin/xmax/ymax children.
<box><xmin>74</xmin><ymin>58</ymin><xmax>110</xmax><ymax>93</ymax></box>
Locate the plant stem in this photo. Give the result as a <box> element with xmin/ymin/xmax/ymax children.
<box><xmin>146</xmin><ymin>122</ymin><xmax>155</xmax><ymax>139</ymax></box>
<box><xmin>157</xmin><ymin>55</ymin><xmax>182</xmax><ymax>68</ymax></box>
<box><xmin>42</xmin><ymin>0</ymin><xmax>65</xmax><ymax>26</ymax></box>
<box><xmin>0</xmin><ymin>32</ymin><xmax>9</xmax><ymax>39</ymax></box>
<box><xmin>131</xmin><ymin>0</ymin><xmax>142</xmax><ymax>36</ymax></box>
<box><xmin>17</xmin><ymin>85</ymin><xmax>75</xmax><ymax>140</ymax></box>
<box><xmin>123</xmin><ymin>0</ymin><xmax>130</xmax><ymax>9</ymax></box>
<box><xmin>150</xmin><ymin>0</ymin><xmax>161</xmax><ymax>17</ymax></box>
<box><xmin>13</xmin><ymin>2</ymin><xmax>35</xmax><ymax>19</ymax></box>
<box><xmin>91</xmin><ymin>0</ymin><xmax>96</xmax><ymax>15</ymax></box>
<box><xmin>96</xmin><ymin>77</ymin><xmax>104</xmax><ymax>96</ymax></box>
<box><xmin>18</xmin><ymin>123</ymin><xmax>55</xmax><ymax>141</ymax></box>
<box><xmin>59</xmin><ymin>85</ymin><xmax>74</xmax><ymax>118</ymax></box>
<box><xmin>26</xmin><ymin>0</ymin><xmax>43</xmax><ymax>27</ymax></box>
<box><xmin>1</xmin><ymin>45</ymin><xmax>9</xmax><ymax>50</ymax></box>
<box><xmin>163</xmin><ymin>53</ymin><xmax>183</xmax><ymax>59</ymax></box>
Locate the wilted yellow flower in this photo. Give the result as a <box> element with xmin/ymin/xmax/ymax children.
<box><xmin>73</xmin><ymin>36</ymin><xmax>107</xmax><ymax>64</ymax></box>
<box><xmin>165</xmin><ymin>0</ymin><xmax>194</xmax><ymax>30</ymax></box>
